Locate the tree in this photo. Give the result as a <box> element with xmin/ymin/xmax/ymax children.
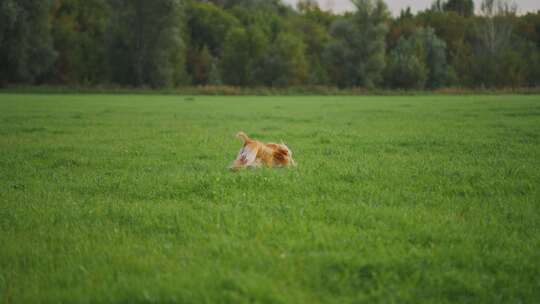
<box><xmin>208</xmin><ymin>56</ymin><xmax>222</xmax><ymax>85</ymax></box>
<box><xmin>525</xmin><ymin>43</ymin><xmax>540</xmax><ymax>87</ymax></box>
<box><xmin>49</xmin><ymin>0</ymin><xmax>109</xmax><ymax>85</ymax></box>
<box><xmin>417</xmin><ymin>9</ymin><xmax>475</xmax><ymax>85</ymax></box>
<box><xmin>352</xmin><ymin>0</ymin><xmax>389</xmax><ymax>87</ymax></box>
<box><xmin>476</xmin><ymin>0</ymin><xmax>516</xmax><ymax>55</ymax></box>
<box><xmin>413</xmin><ymin>27</ymin><xmax>451</xmax><ymax>88</ymax></box>
<box><xmin>229</xmin><ymin>5</ymin><xmax>286</xmax><ymax>43</ymax></box>
<box><xmin>2</xmin><ymin>0</ymin><xmax>540</xmax><ymax>89</ymax></box>
<box><xmin>257</xmin><ymin>32</ymin><xmax>308</xmax><ymax>86</ymax></box>
<box><xmin>387</xmin><ymin>7</ymin><xmax>420</xmax><ymax>50</ymax></box>
<box><xmin>220</xmin><ymin>27</ymin><xmax>251</xmax><ymax>86</ymax></box>
<box><xmin>431</xmin><ymin>0</ymin><xmax>445</xmax><ymax>12</ymax></box>
<box><xmin>288</xmin><ymin>14</ymin><xmax>331</xmax><ymax>84</ymax></box>
<box><xmin>0</xmin><ymin>0</ymin><xmax>56</xmax><ymax>84</ymax></box>
<box><xmin>323</xmin><ymin>19</ymin><xmax>358</xmax><ymax>87</ymax></box>
<box><xmin>296</xmin><ymin>0</ymin><xmax>319</xmax><ymax>13</ymax></box>
<box><xmin>444</xmin><ymin>0</ymin><xmax>474</xmax><ymax>17</ymax></box>
<box><xmin>188</xmin><ymin>46</ymin><xmax>212</xmax><ymax>85</ymax></box>
<box><xmin>324</xmin><ymin>0</ymin><xmax>389</xmax><ymax>88</ymax></box>
<box><xmin>472</xmin><ymin>0</ymin><xmax>519</xmax><ymax>87</ymax></box>
<box><xmin>385</xmin><ymin>36</ymin><xmax>428</xmax><ymax>89</ymax></box>
<box><xmin>385</xmin><ymin>27</ymin><xmax>451</xmax><ymax>89</ymax></box>
<box><xmin>106</xmin><ymin>0</ymin><xmax>187</xmax><ymax>87</ymax></box>
<box><xmin>516</xmin><ymin>11</ymin><xmax>540</xmax><ymax>48</ymax></box>
<box><xmin>222</xmin><ymin>0</ymin><xmax>293</xmax><ymax>15</ymax></box>
<box><xmin>186</xmin><ymin>1</ymin><xmax>239</xmax><ymax>56</ymax></box>
<box><xmin>515</xmin><ymin>12</ymin><xmax>540</xmax><ymax>86</ymax></box>
<box><xmin>220</xmin><ymin>26</ymin><xmax>269</xmax><ymax>86</ymax></box>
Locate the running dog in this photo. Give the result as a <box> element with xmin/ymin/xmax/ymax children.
<box><xmin>229</xmin><ymin>132</ymin><xmax>296</xmax><ymax>170</ymax></box>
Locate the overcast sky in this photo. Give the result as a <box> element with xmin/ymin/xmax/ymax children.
<box><xmin>283</xmin><ymin>0</ymin><xmax>540</xmax><ymax>15</ymax></box>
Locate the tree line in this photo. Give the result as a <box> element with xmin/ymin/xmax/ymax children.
<box><xmin>1</xmin><ymin>0</ymin><xmax>539</xmax><ymax>89</ymax></box>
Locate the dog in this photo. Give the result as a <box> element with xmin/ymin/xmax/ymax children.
<box><xmin>229</xmin><ymin>132</ymin><xmax>296</xmax><ymax>171</ymax></box>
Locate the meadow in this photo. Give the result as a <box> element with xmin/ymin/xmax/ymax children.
<box><xmin>0</xmin><ymin>93</ymin><xmax>539</xmax><ymax>303</ymax></box>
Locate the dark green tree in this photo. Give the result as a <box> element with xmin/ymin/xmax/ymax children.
<box><xmin>444</xmin><ymin>0</ymin><xmax>474</xmax><ymax>17</ymax></box>
<box><xmin>385</xmin><ymin>27</ymin><xmax>450</xmax><ymax>89</ymax></box>
<box><xmin>257</xmin><ymin>32</ymin><xmax>308</xmax><ymax>86</ymax></box>
<box><xmin>106</xmin><ymin>0</ymin><xmax>187</xmax><ymax>87</ymax></box>
<box><xmin>414</xmin><ymin>27</ymin><xmax>451</xmax><ymax>88</ymax></box>
<box><xmin>472</xmin><ymin>0</ymin><xmax>520</xmax><ymax>87</ymax></box>
<box><xmin>49</xmin><ymin>0</ymin><xmax>109</xmax><ymax>84</ymax></box>
<box><xmin>190</xmin><ymin>45</ymin><xmax>213</xmax><ymax>85</ymax></box>
<box><xmin>385</xmin><ymin>36</ymin><xmax>428</xmax><ymax>89</ymax></box>
<box><xmin>351</xmin><ymin>0</ymin><xmax>389</xmax><ymax>87</ymax></box>
<box><xmin>289</xmin><ymin>13</ymin><xmax>331</xmax><ymax>84</ymax></box>
<box><xmin>220</xmin><ymin>27</ymin><xmax>252</xmax><ymax>86</ymax></box>
<box><xmin>323</xmin><ymin>19</ymin><xmax>358</xmax><ymax>87</ymax></box>
<box><xmin>324</xmin><ymin>0</ymin><xmax>389</xmax><ymax>88</ymax></box>
<box><xmin>0</xmin><ymin>0</ymin><xmax>56</xmax><ymax>84</ymax></box>
<box><xmin>220</xmin><ymin>25</ymin><xmax>270</xmax><ymax>86</ymax></box>
<box><xmin>186</xmin><ymin>1</ymin><xmax>239</xmax><ymax>56</ymax></box>
<box><xmin>417</xmin><ymin>9</ymin><xmax>474</xmax><ymax>85</ymax></box>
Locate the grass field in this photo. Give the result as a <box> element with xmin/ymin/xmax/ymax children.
<box><xmin>1</xmin><ymin>94</ymin><xmax>539</xmax><ymax>303</ymax></box>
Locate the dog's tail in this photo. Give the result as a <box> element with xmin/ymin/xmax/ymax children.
<box><xmin>236</xmin><ymin>131</ymin><xmax>251</xmax><ymax>143</ymax></box>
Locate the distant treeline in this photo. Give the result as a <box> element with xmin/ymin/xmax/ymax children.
<box><xmin>1</xmin><ymin>0</ymin><xmax>539</xmax><ymax>89</ymax></box>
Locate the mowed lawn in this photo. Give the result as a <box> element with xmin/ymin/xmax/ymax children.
<box><xmin>1</xmin><ymin>94</ymin><xmax>539</xmax><ymax>303</ymax></box>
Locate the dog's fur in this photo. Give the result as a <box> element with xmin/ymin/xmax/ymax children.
<box><xmin>229</xmin><ymin>132</ymin><xmax>296</xmax><ymax>170</ymax></box>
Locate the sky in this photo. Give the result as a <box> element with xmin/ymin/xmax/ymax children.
<box><xmin>283</xmin><ymin>0</ymin><xmax>540</xmax><ymax>15</ymax></box>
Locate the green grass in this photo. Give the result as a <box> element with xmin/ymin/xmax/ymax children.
<box><xmin>1</xmin><ymin>94</ymin><xmax>539</xmax><ymax>303</ymax></box>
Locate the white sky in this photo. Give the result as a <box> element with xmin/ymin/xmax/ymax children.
<box><xmin>283</xmin><ymin>0</ymin><xmax>540</xmax><ymax>15</ymax></box>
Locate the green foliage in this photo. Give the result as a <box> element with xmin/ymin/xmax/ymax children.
<box><xmin>188</xmin><ymin>45</ymin><xmax>213</xmax><ymax>85</ymax></box>
<box><xmin>289</xmin><ymin>14</ymin><xmax>331</xmax><ymax>85</ymax></box>
<box><xmin>220</xmin><ymin>27</ymin><xmax>249</xmax><ymax>86</ymax></box>
<box><xmin>323</xmin><ymin>19</ymin><xmax>359</xmax><ymax>87</ymax></box>
<box><xmin>417</xmin><ymin>11</ymin><xmax>474</xmax><ymax>85</ymax></box>
<box><xmin>385</xmin><ymin>27</ymin><xmax>450</xmax><ymax>89</ymax></box>
<box><xmin>325</xmin><ymin>0</ymin><xmax>389</xmax><ymax>88</ymax></box>
<box><xmin>49</xmin><ymin>0</ymin><xmax>109</xmax><ymax>85</ymax></box>
<box><xmin>385</xmin><ymin>37</ymin><xmax>428</xmax><ymax>89</ymax></box>
<box><xmin>472</xmin><ymin>35</ymin><xmax>539</xmax><ymax>88</ymax></box>
<box><xmin>0</xmin><ymin>0</ymin><xmax>56</xmax><ymax>84</ymax></box>
<box><xmin>525</xmin><ymin>44</ymin><xmax>540</xmax><ymax>87</ymax></box>
<box><xmin>414</xmin><ymin>27</ymin><xmax>451</xmax><ymax>88</ymax></box>
<box><xmin>352</xmin><ymin>0</ymin><xmax>390</xmax><ymax>87</ymax></box>
<box><xmin>257</xmin><ymin>32</ymin><xmax>308</xmax><ymax>86</ymax></box>
<box><xmin>1</xmin><ymin>0</ymin><xmax>539</xmax><ymax>89</ymax></box>
<box><xmin>470</xmin><ymin>0</ymin><xmax>534</xmax><ymax>88</ymax></box>
<box><xmin>223</xmin><ymin>0</ymin><xmax>293</xmax><ymax>14</ymax></box>
<box><xmin>1</xmin><ymin>94</ymin><xmax>540</xmax><ymax>302</ymax></box>
<box><xmin>229</xmin><ymin>5</ymin><xmax>285</xmax><ymax>42</ymax></box>
<box><xmin>106</xmin><ymin>0</ymin><xmax>186</xmax><ymax>88</ymax></box>
<box><xmin>186</xmin><ymin>1</ymin><xmax>239</xmax><ymax>55</ymax></box>
<box><xmin>517</xmin><ymin>12</ymin><xmax>540</xmax><ymax>48</ymax></box>
<box><xmin>208</xmin><ymin>57</ymin><xmax>223</xmax><ymax>85</ymax></box>
<box><xmin>387</xmin><ymin>7</ymin><xmax>419</xmax><ymax>50</ymax></box>
<box><xmin>443</xmin><ymin>0</ymin><xmax>474</xmax><ymax>17</ymax></box>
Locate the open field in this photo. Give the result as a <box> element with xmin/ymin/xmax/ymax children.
<box><xmin>1</xmin><ymin>94</ymin><xmax>539</xmax><ymax>303</ymax></box>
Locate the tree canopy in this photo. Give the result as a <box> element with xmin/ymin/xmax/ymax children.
<box><xmin>0</xmin><ymin>0</ymin><xmax>538</xmax><ymax>89</ymax></box>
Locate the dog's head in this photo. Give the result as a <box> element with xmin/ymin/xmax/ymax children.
<box><xmin>272</xmin><ymin>143</ymin><xmax>296</xmax><ymax>167</ymax></box>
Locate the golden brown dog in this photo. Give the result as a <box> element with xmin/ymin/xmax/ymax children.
<box><xmin>229</xmin><ymin>132</ymin><xmax>296</xmax><ymax>170</ymax></box>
